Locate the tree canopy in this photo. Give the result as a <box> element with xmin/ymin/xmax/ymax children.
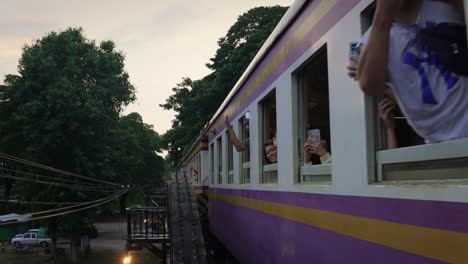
<box><xmin>0</xmin><ymin>28</ymin><xmax>166</xmax><ymax>258</ymax></box>
<box><xmin>161</xmin><ymin>6</ymin><xmax>288</xmax><ymax>167</ymax></box>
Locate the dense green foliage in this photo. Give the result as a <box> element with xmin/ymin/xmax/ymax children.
<box><xmin>0</xmin><ymin>28</ymin><xmax>165</xmax><ymax>257</ymax></box>
<box><xmin>161</xmin><ymin>6</ymin><xmax>288</xmax><ymax>167</ymax></box>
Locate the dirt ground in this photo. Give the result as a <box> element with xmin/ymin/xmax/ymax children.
<box><xmin>0</xmin><ymin>216</ymin><xmax>160</xmax><ymax>264</ymax></box>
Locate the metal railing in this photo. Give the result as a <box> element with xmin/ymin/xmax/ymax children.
<box><xmin>127</xmin><ymin>207</ymin><xmax>170</xmax><ymax>242</ymax></box>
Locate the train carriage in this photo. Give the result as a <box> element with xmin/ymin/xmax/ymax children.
<box><xmin>177</xmin><ymin>0</ymin><xmax>468</xmax><ymax>263</ymax></box>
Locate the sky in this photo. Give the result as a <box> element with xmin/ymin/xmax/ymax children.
<box><xmin>0</xmin><ymin>0</ymin><xmax>293</xmax><ymax>136</ymax></box>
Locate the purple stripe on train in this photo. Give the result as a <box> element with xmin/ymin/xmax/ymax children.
<box><xmin>211</xmin><ymin>0</ymin><xmax>361</xmax><ymax>139</ymax></box>
<box><xmin>210</xmin><ymin>198</ymin><xmax>444</xmax><ymax>264</ymax></box>
<box><xmin>212</xmin><ymin>187</ymin><xmax>468</xmax><ymax>234</ymax></box>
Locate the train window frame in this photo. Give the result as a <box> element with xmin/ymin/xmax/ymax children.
<box><xmin>217</xmin><ymin>136</ymin><xmax>223</xmax><ymax>185</ymax></box>
<box><xmin>258</xmin><ymin>89</ymin><xmax>278</xmax><ymax>184</ymax></box>
<box><xmin>377</xmin><ymin>139</ymin><xmax>468</xmax><ymax>182</ymax></box>
<box><xmin>209</xmin><ymin>142</ymin><xmax>215</xmax><ymax>185</ymax></box>
<box><xmin>239</xmin><ymin>113</ymin><xmax>251</xmax><ymax>185</ymax></box>
<box><xmin>294</xmin><ymin>44</ymin><xmax>332</xmax><ymax>184</ymax></box>
<box><xmin>197</xmin><ymin>154</ymin><xmax>201</xmax><ymax>184</ymax></box>
<box><xmin>358</xmin><ymin>2</ymin><xmax>468</xmax><ymax>183</ymax></box>
<box><xmin>226</xmin><ymin>130</ymin><xmax>234</xmax><ymax>184</ymax></box>
<box><xmin>210</xmin><ymin>143</ymin><xmax>214</xmax><ymax>185</ymax></box>
<box><xmin>190</xmin><ymin>155</ymin><xmax>200</xmax><ymax>184</ymax></box>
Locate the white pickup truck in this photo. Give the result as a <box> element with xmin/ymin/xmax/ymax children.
<box><xmin>11</xmin><ymin>232</ymin><xmax>50</xmax><ymax>247</ymax></box>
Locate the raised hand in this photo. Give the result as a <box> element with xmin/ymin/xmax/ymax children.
<box><xmin>305</xmin><ymin>138</ymin><xmax>328</xmax><ymax>157</ymax></box>
<box><xmin>378</xmin><ymin>98</ymin><xmax>396</xmax><ymax>129</ymax></box>
<box><xmin>265</xmin><ymin>144</ymin><xmax>278</xmax><ymax>163</ymax></box>
<box><xmin>347</xmin><ymin>57</ymin><xmax>358</xmax><ymax>80</ymax></box>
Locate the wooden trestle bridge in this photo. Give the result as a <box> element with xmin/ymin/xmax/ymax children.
<box><xmin>126</xmin><ymin>174</ymin><xmax>207</xmax><ymax>264</ymax></box>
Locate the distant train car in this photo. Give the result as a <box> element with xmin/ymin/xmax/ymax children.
<box><xmin>178</xmin><ymin>0</ymin><xmax>468</xmax><ymax>263</ymax></box>
<box><xmin>179</xmin><ymin>139</ymin><xmax>209</xmax><ymax>209</ymax></box>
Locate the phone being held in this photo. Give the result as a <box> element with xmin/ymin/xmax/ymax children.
<box><xmin>308</xmin><ymin>129</ymin><xmax>321</xmax><ymax>144</ymax></box>
<box><xmin>349</xmin><ymin>41</ymin><xmax>359</xmax><ymax>65</ymax></box>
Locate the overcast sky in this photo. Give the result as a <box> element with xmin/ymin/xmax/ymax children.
<box><xmin>0</xmin><ymin>0</ymin><xmax>293</xmax><ymax>135</ymax></box>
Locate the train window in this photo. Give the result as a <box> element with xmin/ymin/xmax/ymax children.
<box><xmin>197</xmin><ymin>155</ymin><xmax>201</xmax><ymax>184</ymax></box>
<box><xmin>226</xmin><ymin>131</ymin><xmax>234</xmax><ymax>184</ymax></box>
<box><xmin>359</xmin><ymin>2</ymin><xmax>468</xmax><ymax>182</ymax></box>
<box><xmin>297</xmin><ymin>45</ymin><xmax>331</xmax><ymax>183</ymax></box>
<box><xmin>190</xmin><ymin>156</ymin><xmax>199</xmax><ymax>184</ymax></box>
<box><xmin>217</xmin><ymin>137</ymin><xmax>223</xmax><ymax>184</ymax></box>
<box><xmin>259</xmin><ymin>90</ymin><xmax>278</xmax><ymax>184</ymax></box>
<box><xmin>360</xmin><ymin>1</ymin><xmax>375</xmax><ymax>34</ymax></box>
<box><xmin>210</xmin><ymin>143</ymin><xmax>214</xmax><ymax>185</ymax></box>
<box><xmin>239</xmin><ymin>113</ymin><xmax>250</xmax><ymax>184</ymax></box>
<box><xmin>360</xmin><ymin>3</ymin><xmax>424</xmax><ymax>151</ymax></box>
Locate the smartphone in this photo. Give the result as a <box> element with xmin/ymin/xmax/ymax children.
<box><xmin>308</xmin><ymin>129</ymin><xmax>321</xmax><ymax>143</ymax></box>
<box><xmin>349</xmin><ymin>41</ymin><xmax>359</xmax><ymax>65</ymax></box>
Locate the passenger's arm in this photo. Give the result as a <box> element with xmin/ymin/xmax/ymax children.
<box><xmin>386</xmin><ymin>126</ymin><xmax>398</xmax><ymax>150</ymax></box>
<box><xmin>303</xmin><ymin>141</ymin><xmax>313</xmax><ymax>165</ymax></box>
<box><xmin>357</xmin><ymin>0</ymin><xmax>400</xmax><ymax>96</ymax></box>
<box><xmin>225</xmin><ymin>116</ymin><xmax>247</xmax><ymax>152</ymax></box>
<box><xmin>378</xmin><ymin>98</ymin><xmax>398</xmax><ymax>149</ymax></box>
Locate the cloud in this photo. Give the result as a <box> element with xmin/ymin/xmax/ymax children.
<box><xmin>0</xmin><ymin>0</ymin><xmax>294</xmax><ymax>134</ymax></box>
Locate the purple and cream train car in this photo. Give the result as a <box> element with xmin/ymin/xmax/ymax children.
<box><xmin>178</xmin><ymin>139</ymin><xmax>210</xmax><ymax>208</ymax></box>
<box><xmin>177</xmin><ymin>0</ymin><xmax>468</xmax><ymax>263</ymax></box>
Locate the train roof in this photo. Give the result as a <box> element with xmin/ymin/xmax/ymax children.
<box><xmin>179</xmin><ymin>0</ymin><xmax>306</xmax><ymax>167</ymax></box>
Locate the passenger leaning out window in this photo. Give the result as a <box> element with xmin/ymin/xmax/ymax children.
<box><xmin>303</xmin><ymin>138</ymin><xmax>331</xmax><ymax>165</ymax></box>
<box><xmin>264</xmin><ymin>130</ymin><xmax>277</xmax><ymax>164</ymax></box>
<box><xmin>355</xmin><ymin>0</ymin><xmax>468</xmax><ymax>143</ymax></box>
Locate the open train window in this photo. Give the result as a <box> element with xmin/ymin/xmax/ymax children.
<box><xmin>239</xmin><ymin>113</ymin><xmax>250</xmax><ymax>184</ymax></box>
<box><xmin>359</xmin><ymin>2</ymin><xmax>468</xmax><ymax>182</ymax></box>
<box><xmin>297</xmin><ymin>45</ymin><xmax>331</xmax><ymax>183</ymax></box>
<box><xmin>217</xmin><ymin>137</ymin><xmax>223</xmax><ymax>184</ymax></box>
<box><xmin>210</xmin><ymin>143</ymin><xmax>214</xmax><ymax>185</ymax></box>
<box><xmin>190</xmin><ymin>156</ymin><xmax>200</xmax><ymax>184</ymax></box>
<box><xmin>259</xmin><ymin>90</ymin><xmax>278</xmax><ymax>184</ymax></box>
<box><xmin>197</xmin><ymin>155</ymin><xmax>201</xmax><ymax>184</ymax></box>
<box><xmin>226</xmin><ymin>131</ymin><xmax>234</xmax><ymax>184</ymax></box>
<box><xmin>360</xmin><ymin>2</ymin><xmax>424</xmax><ymax>153</ymax></box>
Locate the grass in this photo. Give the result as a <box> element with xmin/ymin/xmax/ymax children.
<box><xmin>0</xmin><ymin>248</ymin><xmax>50</xmax><ymax>264</ymax></box>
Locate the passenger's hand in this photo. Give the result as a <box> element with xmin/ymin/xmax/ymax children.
<box><xmin>265</xmin><ymin>144</ymin><xmax>278</xmax><ymax>163</ymax></box>
<box><xmin>303</xmin><ymin>141</ymin><xmax>313</xmax><ymax>163</ymax></box>
<box><xmin>225</xmin><ymin>116</ymin><xmax>230</xmax><ymax>126</ymax></box>
<box><xmin>313</xmin><ymin>140</ymin><xmax>329</xmax><ymax>157</ymax></box>
<box><xmin>347</xmin><ymin>57</ymin><xmax>358</xmax><ymax>80</ymax></box>
<box><xmin>306</xmin><ymin>139</ymin><xmax>328</xmax><ymax>157</ymax></box>
<box><xmin>379</xmin><ymin>98</ymin><xmax>395</xmax><ymax>129</ymax></box>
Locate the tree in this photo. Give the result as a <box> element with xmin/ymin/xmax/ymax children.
<box><xmin>161</xmin><ymin>75</ymin><xmax>216</xmax><ymax>166</ymax></box>
<box><xmin>109</xmin><ymin>112</ymin><xmax>165</xmax><ymax>213</ymax></box>
<box><xmin>0</xmin><ymin>28</ymin><xmax>151</xmax><ymax>262</ymax></box>
<box><xmin>162</xmin><ymin>6</ymin><xmax>288</xmax><ymax>167</ymax></box>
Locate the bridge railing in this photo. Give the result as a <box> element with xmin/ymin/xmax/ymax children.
<box><xmin>126</xmin><ymin>207</ymin><xmax>170</xmax><ymax>243</ymax></box>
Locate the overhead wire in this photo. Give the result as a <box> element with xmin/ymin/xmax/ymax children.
<box><xmin>0</xmin><ymin>152</ymin><xmax>120</xmax><ymax>187</ymax></box>
<box><xmin>0</xmin><ymin>167</ymin><xmax>112</xmax><ymax>188</ymax></box>
<box><xmin>29</xmin><ymin>189</ymin><xmax>127</xmax><ymax>216</ymax></box>
<box><xmin>0</xmin><ymin>152</ymin><xmax>129</xmax><ymax>225</ymax></box>
<box><xmin>0</xmin><ymin>173</ymin><xmax>119</xmax><ymax>192</ymax></box>
<box><xmin>0</xmin><ymin>189</ymin><xmax>127</xmax><ymax>226</ymax></box>
<box><xmin>0</xmin><ymin>199</ymin><xmax>80</xmax><ymax>205</ymax></box>
<box><xmin>28</xmin><ymin>189</ymin><xmax>127</xmax><ymax>222</ymax></box>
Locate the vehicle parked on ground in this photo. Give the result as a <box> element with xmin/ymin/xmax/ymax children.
<box><xmin>11</xmin><ymin>232</ymin><xmax>50</xmax><ymax>247</ymax></box>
